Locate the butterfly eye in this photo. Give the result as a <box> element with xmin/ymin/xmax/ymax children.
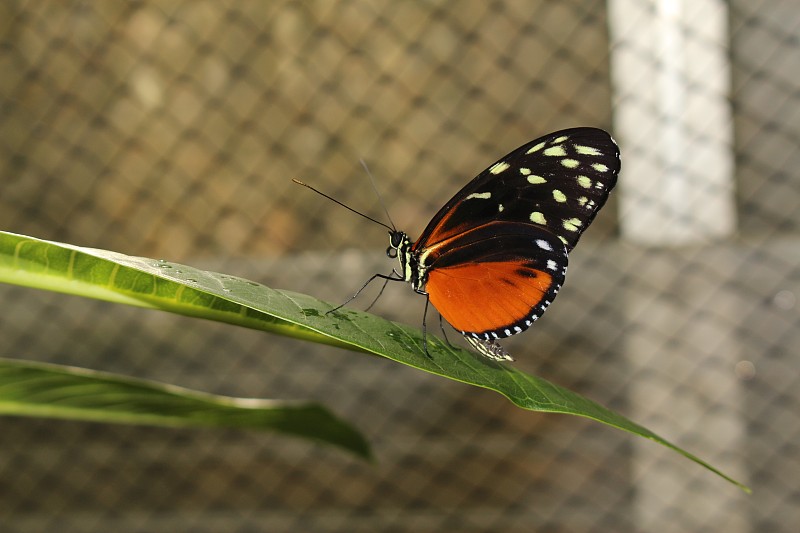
<box><xmin>386</xmin><ymin>247</ymin><xmax>398</xmax><ymax>258</ymax></box>
<box><xmin>389</xmin><ymin>232</ymin><xmax>403</xmax><ymax>248</ymax></box>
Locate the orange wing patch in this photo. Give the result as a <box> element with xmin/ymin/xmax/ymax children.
<box><xmin>426</xmin><ymin>260</ymin><xmax>554</xmax><ymax>334</ymax></box>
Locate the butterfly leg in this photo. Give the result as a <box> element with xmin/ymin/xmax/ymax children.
<box><xmin>364</xmin><ymin>268</ymin><xmax>401</xmax><ymax>312</ymax></box>
<box><xmin>438</xmin><ymin>313</ymin><xmax>456</xmax><ymax>349</ymax></box>
<box><xmin>327</xmin><ymin>271</ymin><xmax>404</xmax><ymax>315</ymax></box>
<box><xmin>420</xmin><ymin>293</ymin><xmax>433</xmax><ymax>359</ymax></box>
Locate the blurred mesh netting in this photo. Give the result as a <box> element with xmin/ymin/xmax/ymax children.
<box><xmin>1</xmin><ymin>1</ymin><xmax>797</xmax><ymax>532</ymax></box>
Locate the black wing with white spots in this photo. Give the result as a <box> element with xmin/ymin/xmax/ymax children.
<box><xmin>413</xmin><ymin>127</ymin><xmax>620</xmax><ymax>254</ymax></box>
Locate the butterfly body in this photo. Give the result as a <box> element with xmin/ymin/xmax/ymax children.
<box><xmin>385</xmin><ymin>127</ymin><xmax>620</xmax><ymax>361</ymax></box>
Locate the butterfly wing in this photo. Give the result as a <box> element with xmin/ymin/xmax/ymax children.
<box><xmin>412</xmin><ymin>128</ymin><xmax>620</xmax><ymax>360</ymax></box>
<box><xmin>413</xmin><ymin>127</ymin><xmax>620</xmax><ymax>254</ymax></box>
<box><xmin>423</xmin><ymin>222</ymin><xmax>567</xmax><ymax>340</ymax></box>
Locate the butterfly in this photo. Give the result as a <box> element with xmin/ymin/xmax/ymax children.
<box><xmin>295</xmin><ymin>127</ymin><xmax>620</xmax><ymax>361</ymax></box>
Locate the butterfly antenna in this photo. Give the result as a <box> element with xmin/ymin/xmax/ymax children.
<box><xmin>360</xmin><ymin>159</ymin><xmax>396</xmax><ymax>231</ymax></box>
<box><xmin>292</xmin><ymin>178</ymin><xmax>394</xmax><ymax>231</ymax></box>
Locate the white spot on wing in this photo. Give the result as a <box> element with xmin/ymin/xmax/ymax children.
<box><xmin>553</xmin><ymin>135</ymin><xmax>569</xmax><ymax>143</ymax></box>
<box><xmin>489</xmin><ymin>161</ymin><xmax>510</xmax><ymax>174</ymax></box>
<box><xmin>466</xmin><ymin>192</ymin><xmax>491</xmax><ymax>200</ymax></box>
<box><xmin>530</xmin><ymin>211</ymin><xmax>547</xmax><ymax>224</ymax></box>
<box><xmin>592</xmin><ymin>163</ymin><xmax>609</xmax><ymax>172</ymax></box>
<box><xmin>575</xmin><ymin>145</ymin><xmax>601</xmax><ymax>155</ymax></box>
<box><xmin>544</xmin><ymin>145</ymin><xmax>567</xmax><ymax>157</ymax></box>
<box><xmin>536</xmin><ymin>239</ymin><xmax>553</xmax><ymax>251</ymax></box>
<box><xmin>527</xmin><ymin>175</ymin><xmax>546</xmax><ymax>184</ymax></box>
<box><xmin>552</xmin><ymin>189</ymin><xmax>567</xmax><ymax>203</ymax></box>
<box><xmin>560</xmin><ymin>158</ymin><xmax>579</xmax><ymax>168</ymax></box>
<box><xmin>563</xmin><ymin>218</ymin><xmax>583</xmax><ymax>232</ymax></box>
<box><xmin>546</xmin><ymin>259</ymin><xmax>557</xmax><ymax>271</ymax></box>
<box><xmin>526</xmin><ymin>141</ymin><xmax>546</xmax><ymax>154</ymax></box>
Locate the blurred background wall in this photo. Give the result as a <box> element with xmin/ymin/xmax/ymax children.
<box><xmin>1</xmin><ymin>1</ymin><xmax>797</xmax><ymax>531</ymax></box>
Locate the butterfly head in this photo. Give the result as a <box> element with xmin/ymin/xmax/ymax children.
<box><xmin>387</xmin><ymin>230</ymin><xmax>414</xmax><ymax>284</ymax></box>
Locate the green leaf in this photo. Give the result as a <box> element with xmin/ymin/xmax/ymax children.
<box><xmin>0</xmin><ymin>357</ymin><xmax>371</xmax><ymax>458</ymax></box>
<box><xmin>0</xmin><ymin>231</ymin><xmax>749</xmax><ymax>492</ymax></box>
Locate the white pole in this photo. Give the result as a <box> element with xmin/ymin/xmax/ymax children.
<box><xmin>608</xmin><ymin>0</ymin><xmax>746</xmax><ymax>530</ymax></box>
<box><xmin>610</xmin><ymin>0</ymin><xmax>736</xmax><ymax>245</ymax></box>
